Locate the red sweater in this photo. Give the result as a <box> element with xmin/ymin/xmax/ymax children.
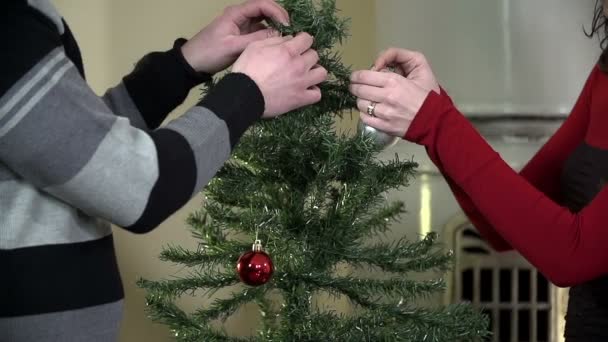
<box><xmin>405</xmin><ymin>65</ymin><xmax>608</xmax><ymax>287</ymax></box>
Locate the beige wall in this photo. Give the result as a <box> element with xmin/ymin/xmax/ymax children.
<box><xmin>52</xmin><ymin>1</ymin><xmax>375</xmax><ymax>340</ymax></box>
<box><xmin>52</xmin><ymin>1</ymin><xmax>113</xmax><ymax>92</ymax></box>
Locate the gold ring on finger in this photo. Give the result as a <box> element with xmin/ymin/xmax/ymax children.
<box><xmin>367</xmin><ymin>102</ymin><xmax>377</xmax><ymax>117</ymax></box>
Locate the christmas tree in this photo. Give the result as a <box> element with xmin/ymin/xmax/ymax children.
<box><xmin>138</xmin><ymin>0</ymin><xmax>489</xmax><ymax>340</ymax></box>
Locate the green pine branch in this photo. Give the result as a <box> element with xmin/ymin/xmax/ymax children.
<box><xmin>139</xmin><ymin>0</ymin><xmax>489</xmax><ymax>340</ymax></box>
<box><xmin>138</xmin><ymin>271</ymin><xmax>239</xmax><ymax>300</ymax></box>
<box><xmin>303</xmin><ymin>274</ymin><xmax>446</xmax><ymax>305</ymax></box>
<box><xmin>343</xmin><ymin>241</ymin><xmax>454</xmax><ymax>275</ymax></box>
<box><xmin>193</xmin><ymin>287</ymin><xmax>268</xmax><ymax>322</ymax></box>
<box><xmin>332</xmin><ymin>305</ymin><xmax>490</xmax><ymax>342</ymax></box>
<box><xmin>159</xmin><ymin>242</ymin><xmax>246</xmax><ymax>269</ymax></box>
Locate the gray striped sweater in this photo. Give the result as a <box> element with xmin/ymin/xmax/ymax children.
<box><xmin>0</xmin><ymin>1</ymin><xmax>264</xmax><ymax>341</ymax></box>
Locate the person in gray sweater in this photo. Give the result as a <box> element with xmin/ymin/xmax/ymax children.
<box><xmin>0</xmin><ymin>0</ymin><xmax>327</xmax><ymax>340</ymax></box>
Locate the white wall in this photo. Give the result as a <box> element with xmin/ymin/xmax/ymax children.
<box><xmin>376</xmin><ymin>0</ymin><xmax>600</xmax><ymax>116</ymax></box>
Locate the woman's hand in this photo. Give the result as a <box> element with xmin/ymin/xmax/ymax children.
<box><xmin>349</xmin><ymin>48</ymin><xmax>440</xmax><ymax>137</ymax></box>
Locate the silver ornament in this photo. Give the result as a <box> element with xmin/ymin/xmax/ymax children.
<box><xmin>357</xmin><ymin>119</ymin><xmax>399</xmax><ymax>149</ymax></box>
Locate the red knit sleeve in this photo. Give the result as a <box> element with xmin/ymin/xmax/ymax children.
<box><xmin>429</xmin><ymin>68</ymin><xmax>598</xmax><ymax>252</ymax></box>
<box><xmin>405</xmin><ymin>67</ymin><xmax>604</xmax><ymax>287</ymax></box>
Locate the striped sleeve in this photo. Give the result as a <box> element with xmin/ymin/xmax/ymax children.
<box><xmin>102</xmin><ymin>39</ymin><xmax>213</xmax><ymax>131</ymax></box>
<box><xmin>0</xmin><ymin>6</ymin><xmax>264</xmax><ymax>234</ymax></box>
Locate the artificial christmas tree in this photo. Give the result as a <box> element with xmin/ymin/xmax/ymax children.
<box><xmin>139</xmin><ymin>1</ymin><xmax>490</xmax><ymax>340</ymax></box>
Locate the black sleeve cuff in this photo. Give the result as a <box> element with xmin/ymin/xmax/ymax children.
<box><xmin>171</xmin><ymin>38</ymin><xmax>214</xmax><ymax>85</ymax></box>
<box><xmin>123</xmin><ymin>38</ymin><xmax>212</xmax><ymax>129</ymax></box>
<box><xmin>198</xmin><ymin>73</ymin><xmax>265</xmax><ymax>147</ymax></box>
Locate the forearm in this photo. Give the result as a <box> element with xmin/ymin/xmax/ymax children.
<box><xmin>405</xmin><ymin>91</ymin><xmax>608</xmax><ymax>286</ymax></box>
<box><xmin>1</xmin><ymin>44</ymin><xmax>262</xmax><ymax>233</ymax></box>
<box><xmin>103</xmin><ymin>39</ymin><xmax>212</xmax><ymax>130</ymax></box>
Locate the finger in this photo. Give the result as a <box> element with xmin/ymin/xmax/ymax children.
<box><xmin>232</xmin><ymin>0</ymin><xmax>290</xmax><ymax>26</ymax></box>
<box><xmin>255</xmin><ymin>35</ymin><xmax>291</xmax><ymax>47</ymax></box>
<box><xmin>283</xmin><ymin>32</ymin><xmax>314</xmax><ymax>56</ymax></box>
<box><xmin>249</xmin><ymin>22</ymin><xmax>268</xmax><ymax>32</ymax></box>
<box><xmin>383</xmin><ymin>66</ymin><xmax>406</xmax><ymax>77</ymax></box>
<box><xmin>349</xmin><ymin>84</ymin><xmax>386</xmax><ymax>103</ymax></box>
<box><xmin>359</xmin><ymin>112</ymin><xmax>394</xmax><ymax>134</ymax></box>
<box><xmin>300</xmin><ymin>49</ymin><xmax>319</xmax><ymax>69</ymax></box>
<box><xmin>259</xmin><ymin>0</ymin><xmax>290</xmax><ymax>24</ymax></box>
<box><xmin>356</xmin><ymin>98</ymin><xmax>388</xmax><ymax>119</ymax></box>
<box><xmin>305</xmin><ymin>66</ymin><xmax>328</xmax><ymax>86</ymax></box>
<box><xmin>374</xmin><ymin>48</ymin><xmax>425</xmax><ymax>76</ymax></box>
<box><xmin>374</xmin><ymin>47</ymin><xmax>411</xmax><ymax>70</ymax></box>
<box><xmin>301</xmin><ymin>86</ymin><xmax>323</xmax><ymax>106</ymax></box>
<box><xmin>236</xmin><ymin>28</ymin><xmax>279</xmax><ymax>48</ymax></box>
<box><xmin>350</xmin><ymin>70</ymin><xmax>392</xmax><ymax>87</ymax></box>
<box><xmin>273</xmin><ymin>0</ymin><xmax>290</xmax><ymax>24</ymax></box>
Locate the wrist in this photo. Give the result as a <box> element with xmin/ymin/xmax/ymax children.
<box><xmin>403</xmin><ymin>90</ymin><xmax>449</xmax><ymax>143</ymax></box>
<box><xmin>173</xmin><ymin>38</ymin><xmax>213</xmax><ymax>82</ymax></box>
<box><xmin>198</xmin><ymin>73</ymin><xmax>265</xmax><ymax>147</ymax></box>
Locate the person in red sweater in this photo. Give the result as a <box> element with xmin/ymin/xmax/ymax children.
<box><xmin>350</xmin><ymin>0</ymin><xmax>608</xmax><ymax>340</ymax></box>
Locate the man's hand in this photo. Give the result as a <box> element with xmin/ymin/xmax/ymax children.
<box><xmin>181</xmin><ymin>0</ymin><xmax>290</xmax><ymax>74</ymax></box>
<box><xmin>233</xmin><ymin>33</ymin><xmax>328</xmax><ymax>118</ymax></box>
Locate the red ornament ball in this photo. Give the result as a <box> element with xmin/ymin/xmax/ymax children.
<box><xmin>236</xmin><ymin>250</ymin><xmax>274</xmax><ymax>286</ymax></box>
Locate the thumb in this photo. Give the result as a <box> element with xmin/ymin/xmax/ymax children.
<box><xmin>374</xmin><ymin>48</ymin><xmax>424</xmax><ymax>77</ymax></box>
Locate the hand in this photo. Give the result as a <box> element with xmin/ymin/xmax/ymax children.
<box><xmin>349</xmin><ymin>48</ymin><xmax>439</xmax><ymax>137</ymax></box>
<box><xmin>181</xmin><ymin>0</ymin><xmax>290</xmax><ymax>74</ymax></box>
<box><xmin>233</xmin><ymin>33</ymin><xmax>328</xmax><ymax>118</ymax></box>
<box><xmin>373</xmin><ymin>48</ymin><xmax>440</xmax><ymax>94</ymax></box>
